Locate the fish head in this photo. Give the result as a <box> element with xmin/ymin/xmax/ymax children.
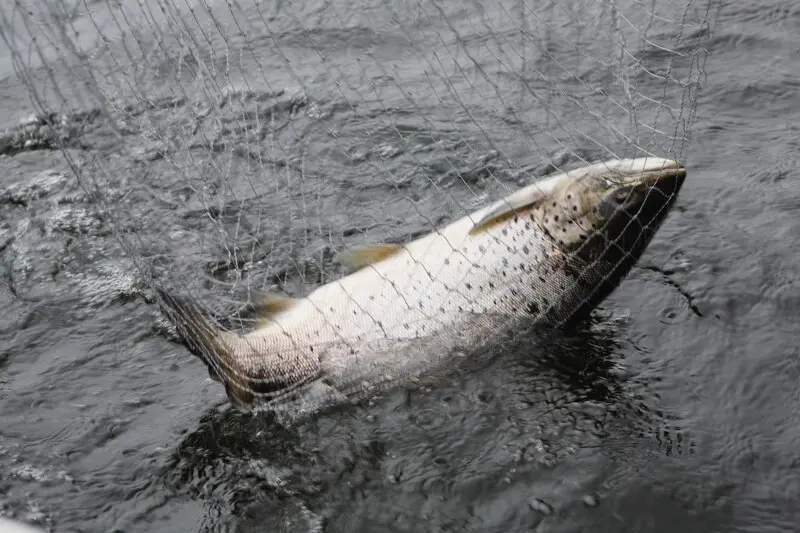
<box><xmin>538</xmin><ymin>157</ymin><xmax>687</xmax><ymax>261</ymax></box>
<box><xmin>531</xmin><ymin>157</ymin><xmax>687</xmax><ymax>326</ymax></box>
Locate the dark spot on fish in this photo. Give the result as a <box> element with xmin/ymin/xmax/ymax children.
<box><xmin>465</xmin><ymin>283</ymin><xmax>472</xmax><ymax>290</ymax></box>
<box><xmin>439</xmin><ymin>306</ymin><xmax>445</xmax><ymax>313</ymax></box>
<box><xmin>489</xmin><ymin>281</ymin><xmax>495</xmax><ymax>289</ymax></box>
<box><xmin>591</xmin><ymin>223</ymin><xmax>597</xmax><ymax>229</ymax></box>
<box><xmin>502</xmin><ymin>271</ymin><xmax>507</xmax><ymax>277</ymax></box>
<box><xmin>510</xmin><ymin>288</ymin><xmax>518</xmax><ymax>296</ymax></box>
<box><xmin>558</xmin><ymin>240</ymin><xmax>564</xmax><ymax>245</ymax></box>
<box><xmin>502</xmin><ymin>258</ymin><xmax>509</xmax><ymax>266</ymax></box>
<box><xmin>528</xmin><ymin>301</ymin><xmax>540</xmax><ymax>314</ymax></box>
<box><xmin>554</xmin><ymin>215</ymin><xmax>559</xmax><ymax>222</ymax></box>
<box><xmin>544</xmin><ymin>217</ymin><xmax>549</xmax><ymax>223</ymax></box>
<box><xmin>350</xmin><ymin>347</ymin><xmax>356</xmax><ymax>354</ymax></box>
<box><xmin>404</xmin><ymin>323</ymin><xmax>410</xmax><ymax>329</ymax></box>
<box><xmin>525</xmin><ymin>222</ymin><xmax>531</xmax><ymax>230</ymax></box>
<box><xmin>502</xmin><ymin>229</ymin><xmax>508</xmax><ymax>236</ymax></box>
<box><xmin>539</xmin><ymin>276</ymin><xmax>546</xmax><ymax>283</ymax></box>
<box><xmin>552</xmin><ymin>202</ymin><xmax>557</xmax><ymax>207</ymax></box>
<box><xmin>369</xmin><ymin>295</ymin><xmax>375</xmax><ymax>301</ymax></box>
<box><xmin>444</xmin><ymin>258</ymin><xmax>450</xmax><ymax>265</ymax></box>
<box><xmin>519</xmin><ymin>263</ymin><xmax>526</xmax><ymax>271</ymax></box>
<box><xmin>522</xmin><ymin>245</ymin><xmax>529</xmax><ymax>255</ymax></box>
<box><xmin>493</xmin><ymin>299</ymin><xmax>497</xmax><ymax>305</ymax></box>
<box><xmin>353</xmin><ymin>310</ymin><xmax>358</xmax><ymax>315</ymax></box>
<box><xmin>309</xmin><ymin>346</ymin><xmax>315</xmax><ymax>352</ymax></box>
<box><xmin>329</xmin><ymin>306</ymin><xmax>334</xmax><ymax>312</ymax></box>
<box><xmin>513</xmin><ymin>216</ymin><xmax>519</xmax><ymax>223</ymax></box>
<box><xmin>458</xmin><ymin>306</ymin><xmax>463</xmax><ymax>311</ymax></box>
<box><xmin>568</xmin><ymin>220</ymin><xmax>574</xmax><ymax>225</ymax></box>
<box><xmin>542</xmin><ymin>297</ymin><xmax>549</xmax><ymax>307</ymax></box>
<box><xmin>573</xmin><ymin>206</ymin><xmax>578</xmax><ymax>211</ymax></box>
<box><xmin>530</xmin><ymin>214</ymin><xmax>536</xmax><ymax>221</ymax></box>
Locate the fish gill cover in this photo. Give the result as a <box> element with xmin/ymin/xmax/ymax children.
<box><xmin>0</xmin><ymin>0</ymin><xmax>718</xmax><ymax>416</ymax></box>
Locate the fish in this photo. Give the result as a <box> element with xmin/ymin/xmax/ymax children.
<box><xmin>155</xmin><ymin>157</ymin><xmax>687</xmax><ymax>415</ymax></box>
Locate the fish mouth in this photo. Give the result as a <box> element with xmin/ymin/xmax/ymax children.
<box><xmin>630</xmin><ymin>161</ymin><xmax>687</xmax><ymax>200</ymax></box>
<box><xmin>600</xmin><ymin>160</ymin><xmax>687</xmax><ymax>233</ymax></box>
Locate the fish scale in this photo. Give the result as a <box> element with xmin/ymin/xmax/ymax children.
<box><xmin>271</xmin><ymin>196</ymin><xmax>555</xmax><ymax>342</ymax></box>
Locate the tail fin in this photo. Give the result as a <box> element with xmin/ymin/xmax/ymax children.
<box><xmin>154</xmin><ymin>286</ymin><xmax>255</xmax><ymax>410</ymax></box>
<box><xmin>154</xmin><ymin>286</ymin><xmax>322</xmax><ymax>412</ymax></box>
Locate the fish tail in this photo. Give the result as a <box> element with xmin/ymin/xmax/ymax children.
<box><xmin>154</xmin><ymin>286</ymin><xmax>256</xmax><ymax>410</ymax></box>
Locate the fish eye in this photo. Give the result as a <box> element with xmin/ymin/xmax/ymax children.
<box><xmin>613</xmin><ymin>190</ymin><xmax>629</xmax><ymax>204</ymax></box>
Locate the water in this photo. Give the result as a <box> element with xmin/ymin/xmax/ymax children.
<box><xmin>1</xmin><ymin>0</ymin><xmax>799</xmax><ymax>532</ymax></box>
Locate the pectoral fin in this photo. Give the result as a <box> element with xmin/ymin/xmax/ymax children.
<box><xmin>334</xmin><ymin>243</ymin><xmax>404</xmax><ymax>271</ymax></box>
<box><xmin>469</xmin><ymin>186</ymin><xmax>547</xmax><ymax>235</ymax></box>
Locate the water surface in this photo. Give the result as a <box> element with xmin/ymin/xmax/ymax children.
<box><xmin>1</xmin><ymin>0</ymin><xmax>799</xmax><ymax>532</ymax></box>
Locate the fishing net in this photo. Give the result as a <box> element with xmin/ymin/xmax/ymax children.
<box><xmin>0</xmin><ymin>0</ymin><xmax>718</xmax><ymax>411</ymax></box>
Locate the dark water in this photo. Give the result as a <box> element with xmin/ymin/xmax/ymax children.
<box><xmin>1</xmin><ymin>0</ymin><xmax>799</xmax><ymax>531</ymax></box>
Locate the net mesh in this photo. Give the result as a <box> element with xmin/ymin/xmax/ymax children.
<box><xmin>0</xmin><ymin>0</ymin><xmax>718</xmax><ymax>412</ymax></box>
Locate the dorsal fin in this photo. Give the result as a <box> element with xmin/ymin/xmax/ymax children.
<box><xmin>469</xmin><ymin>185</ymin><xmax>547</xmax><ymax>235</ymax></box>
<box><xmin>251</xmin><ymin>292</ymin><xmax>300</xmax><ymax>328</ymax></box>
<box><xmin>334</xmin><ymin>243</ymin><xmax>404</xmax><ymax>271</ymax></box>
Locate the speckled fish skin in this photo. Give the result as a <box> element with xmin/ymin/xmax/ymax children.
<box><xmin>156</xmin><ymin>157</ymin><xmax>687</xmax><ymax>415</ymax></box>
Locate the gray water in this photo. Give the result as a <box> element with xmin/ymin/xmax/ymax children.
<box><xmin>1</xmin><ymin>0</ymin><xmax>799</xmax><ymax>532</ymax></box>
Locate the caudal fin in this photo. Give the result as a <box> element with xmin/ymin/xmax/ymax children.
<box><xmin>154</xmin><ymin>286</ymin><xmax>320</xmax><ymax>411</ymax></box>
<box><xmin>154</xmin><ymin>286</ymin><xmax>257</xmax><ymax>409</ymax></box>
